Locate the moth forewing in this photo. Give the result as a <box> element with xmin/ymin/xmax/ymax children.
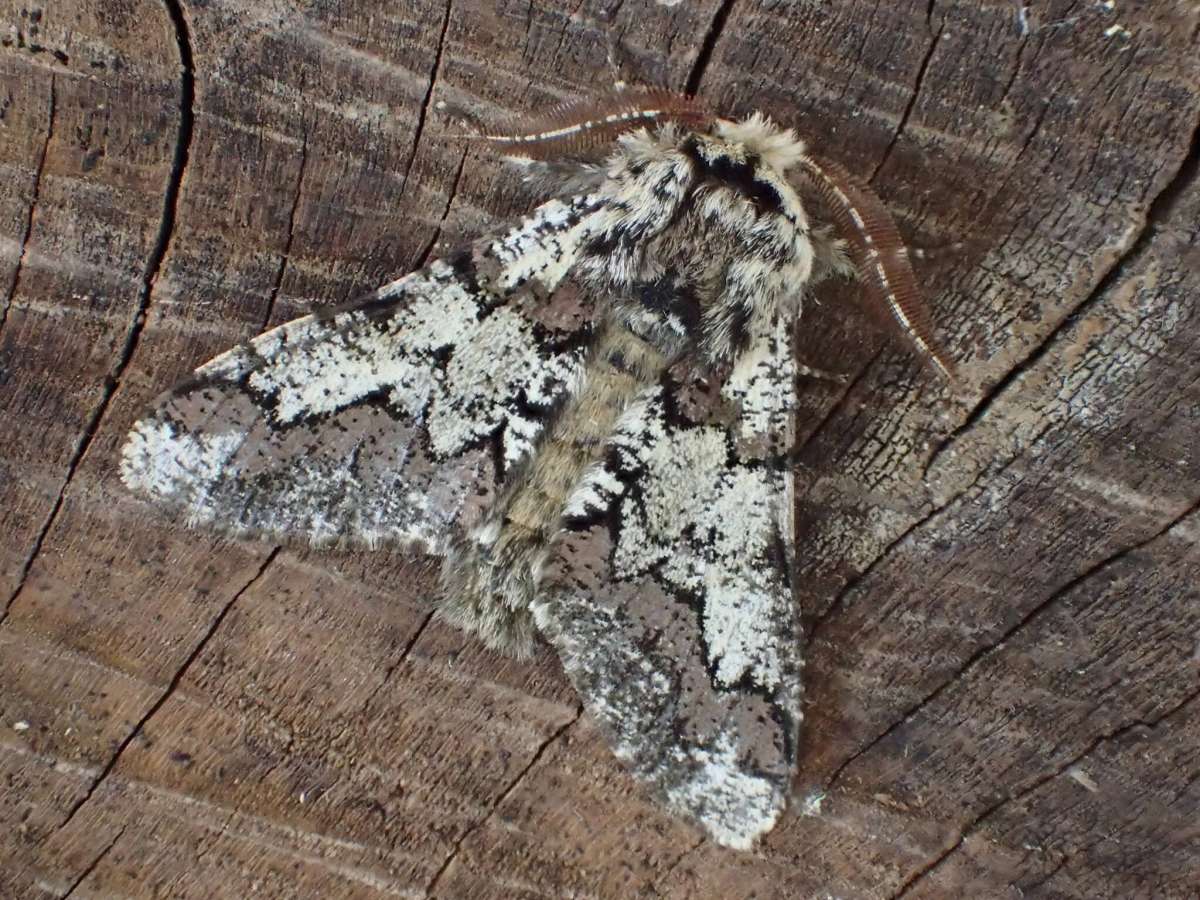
<box><xmin>536</xmin><ymin>319</ymin><xmax>803</xmax><ymax>849</ymax></box>
<box><xmin>120</xmin><ymin>195</ymin><xmax>606</xmax><ymax>550</ymax></box>
<box><xmin>122</xmin><ymin>88</ymin><xmax>954</xmax><ymax>849</ymax></box>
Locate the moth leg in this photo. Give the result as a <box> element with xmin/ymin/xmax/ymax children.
<box><xmin>783</xmin><ymin>225</ymin><xmax>853</xmax><ymax>385</ymax></box>
<box><xmin>807</xmin><ymin>223</ymin><xmax>857</xmax><ymax>285</ymax></box>
<box><xmin>506</xmin><ymin>157</ymin><xmax>611</xmax><ymax>198</ymax></box>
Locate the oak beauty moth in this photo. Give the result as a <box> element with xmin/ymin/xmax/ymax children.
<box><xmin>121</xmin><ymin>90</ymin><xmax>954</xmax><ymax>849</ymax></box>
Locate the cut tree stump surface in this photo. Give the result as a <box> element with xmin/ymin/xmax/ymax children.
<box><xmin>2</xmin><ymin>1</ymin><xmax>1198</xmax><ymax>897</ymax></box>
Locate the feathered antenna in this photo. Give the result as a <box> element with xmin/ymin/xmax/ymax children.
<box><xmin>795</xmin><ymin>154</ymin><xmax>957</xmax><ymax>382</ymax></box>
<box><xmin>474</xmin><ymin>88</ymin><xmax>713</xmax><ymax>159</ymax></box>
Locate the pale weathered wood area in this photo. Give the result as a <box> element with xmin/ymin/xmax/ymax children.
<box><xmin>1</xmin><ymin>0</ymin><xmax>1198</xmax><ymax>897</ymax></box>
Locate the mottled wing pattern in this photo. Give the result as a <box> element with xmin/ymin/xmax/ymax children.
<box><xmin>535</xmin><ymin>316</ymin><xmax>802</xmax><ymax>849</ymax></box>
<box><xmin>121</xmin><ymin>195</ymin><xmax>602</xmax><ymax>550</ymax></box>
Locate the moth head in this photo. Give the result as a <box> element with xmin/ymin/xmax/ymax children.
<box><xmin>476</xmin><ymin>90</ymin><xmax>956</xmax><ymax>381</ymax></box>
<box><xmin>711</xmin><ymin>112</ymin><xmax>810</xmax><ymax>174</ymax></box>
<box><xmin>698</xmin><ymin>114</ymin><xmax>957</xmax><ymax>380</ymax></box>
<box><xmin>668</xmin><ymin>117</ymin><xmax>818</xmax><ymax>364</ymax></box>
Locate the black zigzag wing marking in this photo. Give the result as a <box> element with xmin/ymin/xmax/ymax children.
<box><xmin>535</xmin><ymin>317</ymin><xmax>802</xmax><ymax>849</ymax></box>
<box><xmin>121</xmin><ymin>195</ymin><xmax>604</xmax><ymax>550</ymax></box>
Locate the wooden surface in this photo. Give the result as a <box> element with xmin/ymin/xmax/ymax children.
<box><xmin>2</xmin><ymin>1</ymin><xmax>1198</xmax><ymax>897</ymax></box>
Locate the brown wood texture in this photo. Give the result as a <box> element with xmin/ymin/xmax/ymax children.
<box><xmin>2</xmin><ymin>1</ymin><xmax>1197</xmax><ymax>897</ymax></box>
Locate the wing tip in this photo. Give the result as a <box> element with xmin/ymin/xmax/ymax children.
<box><xmin>118</xmin><ymin>415</ymin><xmax>243</xmax><ymax>508</ymax></box>
<box><xmin>662</xmin><ymin>735</ymin><xmax>791</xmax><ymax>851</ymax></box>
<box><xmin>700</xmin><ymin>799</ymin><xmax>784</xmax><ymax>851</ymax></box>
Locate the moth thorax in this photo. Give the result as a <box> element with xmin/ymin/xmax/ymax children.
<box><xmin>651</xmin><ymin>207</ymin><xmax>808</xmax><ymax>363</ymax></box>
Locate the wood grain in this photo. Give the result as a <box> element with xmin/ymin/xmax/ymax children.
<box><xmin>1</xmin><ymin>1</ymin><xmax>1197</xmax><ymax>897</ymax></box>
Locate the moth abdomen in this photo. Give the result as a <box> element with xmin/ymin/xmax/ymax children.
<box><xmin>439</xmin><ymin>319</ymin><xmax>672</xmax><ymax>656</ymax></box>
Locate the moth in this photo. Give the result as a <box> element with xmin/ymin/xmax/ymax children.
<box><xmin>121</xmin><ymin>90</ymin><xmax>955</xmax><ymax>849</ymax></box>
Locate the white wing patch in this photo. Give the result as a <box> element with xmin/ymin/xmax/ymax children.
<box><xmin>722</xmin><ymin>313</ymin><xmax>797</xmax><ymax>448</ymax></box>
<box><xmin>663</xmin><ymin>733</ymin><xmax>783</xmax><ymax>851</ymax></box>
<box><xmin>491</xmin><ymin>197</ymin><xmax>600</xmax><ymax>291</ymax></box>
<box><xmin>606</xmin><ymin>402</ymin><xmax>789</xmax><ymax>691</ymax></box>
<box><xmin>247</xmin><ymin>268</ymin><xmax>480</xmax><ymax>426</ymax></box>
<box><xmin>123</xmin><ymin>422</ymin><xmax>245</xmax><ymax>523</ymax></box>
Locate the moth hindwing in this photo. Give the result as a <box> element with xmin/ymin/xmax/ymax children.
<box><xmin>122</xmin><ymin>90</ymin><xmax>953</xmax><ymax>849</ymax></box>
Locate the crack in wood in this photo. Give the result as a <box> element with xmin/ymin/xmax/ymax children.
<box><xmin>3</xmin><ymin>4</ymin><xmax>1195</xmax><ymax>894</ymax></box>
<box><xmin>412</xmin><ymin>146</ymin><xmax>469</xmax><ymax>271</ymax></box>
<box><xmin>399</xmin><ymin>1</ymin><xmax>453</xmax><ymax>198</ymax></box>
<box><xmin>357</xmin><ymin>608</ymin><xmax>438</xmax><ymax>718</ymax></box>
<box><xmin>889</xmin><ymin>685</ymin><xmax>1200</xmax><ymax>898</ymax></box>
<box><xmin>601</xmin><ymin>0</ymin><xmax>627</xmax><ymax>42</ymax></box>
<box><xmin>651</xmin><ymin>834</ymin><xmax>706</xmax><ymax>892</ymax></box>
<box><xmin>791</xmin><ymin>347</ymin><xmax>885</xmax><ymax>462</ymax></box>
<box><xmin>789</xmin><ymin>5</ymin><xmax>950</xmax><ymax>464</ymax></box>
<box><xmin>808</xmin><ymin>497</ymin><xmax>936</xmax><ymax>641</ymax></box>
<box><xmin>261</xmin><ymin>133</ymin><xmax>308</xmax><ymax>331</ymax></box>
<box><xmin>1013</xmin><ymin>851</ymin><xmax>1069</xmax><ymax>894</ymax></box>
<box><xmin>150</xmin><ymin>793</ymin><xmax>407</xmax><ymax>896</ymax></box>
<box><xmin>1006</xmin><ymin>92</ymin><xmax>1052</xmax><ymax>174</ymax></box>
<box><xmin>422</xmin><ymin>706</ymin><xmax>583</xmax><ymax>898</ymax></box>
<box><xmin>1168</xmin><ymin>767</ymin><xmax>1200</xmax><ymax>811</ymax></box>
<box><xmin>923</xmin><ymin>111</ymin><xmax>1200</xmax><ymax>480</ymax></box>
<box><xmin>0</xmin><ymin>72</ymin><xmax>55</xmax><ymax>338</ymax></box>
<box><xmin>869</xmin><ymin>16</ymin><xmax>944</xmax><ymax>183</ymax></box>
<box><xmin>32</xmin><ymin>760</ymin><xmax>403</xmax><ymax>880</ymax></box>
<box><xmin>998</xmin><ymin>8</ymin><xmax>1031</xmax><ymax>104</ymax></box>
<box><xmin>1022</xmin><ymin>796</ymin><xmax>1171</xmax><ymax>897</ymax></box>
<box><xmin>60</xmin><ymin>825</ymin><xmax>125</xmax><ymax>898</ymax></box>
<box><xmin>187</xmin><ymin>807</ymin><xmax>240</xmax><ymax>876</ymax></box>
<box><xmin>802</xmin><ymin>107</ymin><xmax>1200</xmax><ymax>653</ymax></box>
<box><xmin>834</xmin><ymin>0</ymin><xmax>888</xmax><ymax>110</ymax></box>
<box><xmin>684</xmin><ymin>0</ymin><xmax>736</xmax><ymax>96</ymax></box>
<box><xmin>1</xmin><ymin>0</ymin><xmax>197</xmax><ymax>627</ymax></box>
<box><xmin>51</xmin><ymin>548</ymin><xmax>280</xmax><ymax>837</ymax></box>
<box><xmin>824</xmin><ymin>491</ymin><xmax>1200</xmax><ymax>796</ymax></box>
